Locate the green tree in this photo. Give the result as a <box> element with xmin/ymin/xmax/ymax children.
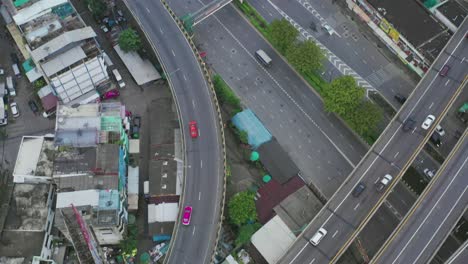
<box><xmin>345</xmin><ymin>101</ymin><xmax>382</xmax><ymax>136</ymax></box>
<box><xmin>286</xmin><ymin>40</ymin><xmax>324</xmax><ymax>76</ymax></box>
<box><xmin>118</xmin><ymin>29</ymin><xmax>142</xmax><ymax>53</ymax></box>
<box><xmin>268</xmin><ymin>19</ymin><xmax>298</xmax><ymax>54</ymax></box>
<box><xmin>85</xmin><ymin>0</ymin><xmax>106</xmax><ymax>18</ymax></box>
<box><xmin>235</xmin><ymin>223</ymin><xmax>262</xmax><ymax>247</ymax></box>
<box><xmin>228</xmin><ymin>191</ymin><xmax>257</xmax><ymax>226</ymax></box>
<box><xmin>322</xmin><ymin>75</ymin><xmax>365</xmax><ymax>116</ymax></box>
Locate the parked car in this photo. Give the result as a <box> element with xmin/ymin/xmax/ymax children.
<box><xmin>430</xmin><ymin>133</ymin><xmax>441</xmax><ymax>147</ymax></box>
<box><xmin>0</xmin><ymin>68</ymin><xmax>4</xmax><ymax>75</ymax></box>
<box><xmin>394</xmin><ymin>94</ymin><xmax>407</xmax><ymax>104</ymax></box>
<box><xmin>423</xmin><ymin>168</ymin><xmax>435</xmax><ymax>179</ymax></box>
<box><xmin>182</xmin><ymin>206</ymin><xmax>193</xmax><ymax>225</ymax></box>
<box><xmin>101</xmin><ymin>89</ymin><xmax>120</xmax><ymax>100</ymax></box>
<box><xmin>402</xmin><ymin>118</ymin><xmax>416</xmax><ymax>132</ymax></box>
<box><xmin>100</xmin><ymin>25</ymin><xmax>109</xmax><ymax>33</ymax></box>
<box><xmin>321</xmin><ymin>24</ymin><xmax>333</xmax><ymax>35</ymax></box>
<box><xmin>352</xmin><ymin>182</ymin><xmax>366</xmax><ymax>197</ymax></box>
<box><xmin>435</xmin><ymin>125</ymin><xmax>445</xmax><ymax>136</ymax></box>
<box><xmin>10</xmin><ymin>102</ymin><xmax>19</xmax><ymax>118</ymax></box>
<box><xmin>189</xmin><ymin>121</ymin><xmax>198</xmax><ymax>138</ymax></box>
<box><xmin>133</xmin><ymin>115</ymin><xmax>141</xmax><ymax>128</ymax></box>
<box><xmin>421</xmin><ymin>115</ymin><xmax>435</xmax><ymax>130</ymax></box>
<box><xmin>28</xmin><ymin>100</ymin><xmax>39</xmax><ymax>114</ymax></box>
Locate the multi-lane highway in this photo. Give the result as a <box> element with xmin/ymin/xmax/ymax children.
<box><xmin>124</xmin><ymin>1</ymin><xmax>223</xmax><ymax>263</ymax></box>
<box><xmin>279</xmin><ymin>22</ymin><xmax>468</xmax><ymax>264</ymax></box>
<box><xmin>370</xmin><ymin>130</ymin><xmax>467</xmax><ymax>264</ymax></box>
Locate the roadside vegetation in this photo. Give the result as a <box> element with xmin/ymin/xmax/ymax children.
<box><xmin>119</xmin><ymin>28</ymin><xmax>143</xmax><ymax>52</ymax></box>
<box><xmin>234</xmin><ymin>1</ymin><xmax>383</xmax><ymax>144</ymax></box>
<box><xmin>228</xmin><ymin>191</ymin><xmax>261</xmax><ymax>248</ymax></box>
<box><xmin>85</xmin><ymin>0</ymin><xmax>107</xmax><ymax>19</ymax></box>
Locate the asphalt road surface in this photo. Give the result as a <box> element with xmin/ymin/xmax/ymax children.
<box><xmin>124</xmin><ymin>1</ymin><xmax>223</xmax><ymax>263</ymax></box>
<box><xmin>371</xmin><ymin>131</ymin><xmax>467</xmax><ymax>264</ymax></box>
<box><xmin>444</xmin><ymin>239</ymin><xmax>468</xmax><ymax>264</ymax></box>
<box><xmin>249</xmin><ymin>0</ymin><xmax>415</xmax><ymax>106</ymax></box>
<box><xmin>279</xmin><ymin>22</ymin><xmax>468</xmax><ymax>264</ymax></box>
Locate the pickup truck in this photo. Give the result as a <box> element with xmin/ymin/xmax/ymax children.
<box><xmin>375</xmin><ymin>174</ymin><xmax>393</xmax><ymax>192</ymax></box>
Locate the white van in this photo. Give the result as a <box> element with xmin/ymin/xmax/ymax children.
<box><xmin>12</xmin><ymin>64</ymin><xmax>20</xmax><ymax>77</ymax></box>
<box><xmin>310</xmin><ymin>228</ymin><xmax>327</xmax><ymax>246</ymax></box>
<box><xmin>255</xmin><ymin>49</ymin><xmax>272</xmax><ymax>67</ymax></box>
<box><xmin>6</xmin><ymin>76</ymin><xmax>16</xmax><ymax>96</ymax></box>
<box><xmin>112</xmin><ymin>69</ymin><xmax>126</xmax><ymax>88</ymax></box>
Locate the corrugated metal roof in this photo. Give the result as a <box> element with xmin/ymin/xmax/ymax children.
<box><xmin>128</xmin><ymin>166</ymin><xmax>139</xmax><ymax>194</ymax></box>
<box><xmin>148</xmin><ymin>203</ymin><xmax>178</xmax><ymax>223</ymax></box>
<box><xmin>13</xmin><ymin>0</ymin><xmax>68</xmax><ymax>26</ymax></box>
<box><xmin>56</xmin><ymin>189</ymin><xmax>100</xmax><ymax>208</ymax></box>
<box><xmin>41</xmin><ymin>46</ymin><xmax>86</xmax><ymax>76</ymax></box>
<box><xmin>251</xmin><ymin>215</ymin><xmax>296</xmax><ymax>264</ymax></box>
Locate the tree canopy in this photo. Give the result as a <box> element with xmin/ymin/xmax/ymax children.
<box><xmin>286</xmin><ymin>40</ymin><xmax>324</xmax><ymax>76</ymax></box>
<box><xmin>85</xmin><ymin>0</ymin><xmax>106</xmax><ymax>18</ymax></box>
<box><xmin>344</xmin><ymin>100</ymin><xmax>382</xmax><ymax>136</ymax></box>
<box><xmin>228</xmin><ymin>191</ymin><xmax>257</xmax><ymax>226</ymax></box>
<box><xmin>322</xmin><ymin>75</ymin><xmax>365</xmax><ymax>116</ymax></box>
<box><xmin>118</xmin><ymin>29</ymin><xmax>142</xmax><ymax>53</ymax></box>
<box><xmin>268</xmin><ymin>19</ymin><xmax>298</xmax><ymax>54</ymax></box>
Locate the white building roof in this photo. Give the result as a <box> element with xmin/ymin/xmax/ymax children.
<box><xmin>251</xmin><ymin>215</ymin><xmax>296</xmax><ymax>264</ymax></box>
<box><xmin>13</xmin><ymin>0</ymin><xmax>68</xmax><ymax>26</ymax></box>
<box><xmin>148</xmin><ymin>203</ymin><xmax>178</xmax><ymax>223</ymax></box>
<box><xmin>51</xmin><ymin>55</ymin><xmax>108</xmax><ymax>103</ymax></box>
<box><xmin>13</xmin><ymin>136</ymin><xmax>45</xmax><ymax>179</ymax></box>
<box><xmin>56</xmin><ymin>189</ymin><xmax>100</xmax><ymax>208</ymax></box>
<box><xmin>128</xmin><ymin>194</ymin><xmax>138</xmax><ymax>211</ymax></box>
<box><xmin>114</xmin><ymin>45</ymin><xmax>161</xmax><ymax>85</ymax></box>
<box><xmin>30</xmin><ymin>27</ymin><xmax>96</xmax><ymax>62</ymax></box>
<box><xmin>42</xmin><ymin>46</ymin><xmax>86</xmax><ymax>76</ymax></box>
<box><xmin>128</xmin><ymin>166</ymin><xmax>139</xmax><ymax>194</ymax></box>
<box><xmin>26</xmin><ymin>66</ymin><xmax>44</xmax><ymax>82</ymax></box>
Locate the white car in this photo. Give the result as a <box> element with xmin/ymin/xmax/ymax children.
<box><xmin>421</xmin><ymin>115</ymin><xmax>435</xmax><ymax>130</ymax></box>
<box><xmin>10</xmin><ymin>102</ymin><xmax>19</xmax><ymax>118</ymax></box>
<box><xmin>435</xmin><ymin>125</ymin><xmax>445</xmax><ymax>136</ymax></box>
<box><xmin>321</xmin><ymin>24</ymin><xmax>333</xmax><ymax>35</ymax></box>
<box><xmin>100</xmin><ymin>25</ymin><xmax>109</xmax><ymax>33</ymax></box>
<box><xmin>423</xmin><ymin>168</ymin><xmax>435</xmax><ymax>179</ymax></box>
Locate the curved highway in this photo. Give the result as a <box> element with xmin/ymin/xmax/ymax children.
<box><xmin>124</xmin><ymin>1</ymin><xmax>224</xmax><ymax>263</ymax></box>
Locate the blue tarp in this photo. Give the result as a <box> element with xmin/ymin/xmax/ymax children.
<box><xmin>231</xmin><ymin>109</ymin><xmax>272</xmax><ymax>149</ymax></box>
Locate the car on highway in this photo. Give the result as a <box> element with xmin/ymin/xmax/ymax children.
<box><xmin>310</xmin><ymin>228</ymin><xmax>327</xmax><ymax>246</ymax></box>
<box><xmin>439</xmin><ymin>64</ymin><xmax>450</xmax><ymax>77</ymax></box>
<box><xmin>10</xmin><ymin>102</ymin><xmax>19</xmax><ymax>118</ymax></box>
<box><xmin>101</xmin><ymin>89</ymin><xmax>120</xmax><ymax>100</ymax></box>
<box><xmin>435</xmin><ymin>125</ymin><xmax>445</xmax><ymax>136</ymax></box>
<box><xmin>182</xmin><ymin>206</ymin><xmax>193</xmax><ymax>226</ymax></box>
<box><xmin>189</xmin><ymin>121</ymin><xmax>198</xmax><ymax>138</ymax></box>
<box><xmin>375</xmin><ymin>174</ymin><xmax>393</xmax><ymax>192</ymax></box>
<box><xmin>352</xmin><ymin>182</ymin><xmax>366</xmax><ymax>197</ymax></box>
<box><xmin>402</xmin><ymin>118</ymin><xmax>416</xmax><ymax>132</ymax></box>
<box><xmin>28</xmin><ymin>100</ymin><xmax>39</xmax><ymax>114</ymax></box>
<box><xmin>321</xmin><ymin>24</ymin><xmax>333</xmax><ymax>35</ymax></box>
<box><xmin>421</xmin><ymin>115</ymin><xmax>435</xmax><ymax>130</ymax></box>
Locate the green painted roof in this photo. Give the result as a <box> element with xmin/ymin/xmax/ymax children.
<box><xmin>14</xmin><ymin>0</ymin><xmax>30</xmax><ymax>8</ymax></box>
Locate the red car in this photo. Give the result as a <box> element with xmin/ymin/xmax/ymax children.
<box><xmin>189</xmin><ymin>121</ymin><xmax>198</xmax><ymax>138</ymax></box>
<box><xmin>101</xmin><ymin>89</ymin><xmax>120</xmax><ymax>100</ymax></box>
<box><xmin>182</xmin><ymin>206</ymin><xmax>193</xmax><ymax>225</ymax></box>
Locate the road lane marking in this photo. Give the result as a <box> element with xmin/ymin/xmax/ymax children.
<box><xmin>146</xmin><ymin>7</ymin><xmax>150</xmax><ymax>13</ymax></box>
<box><xmin>183</xmin><ymin>74</ymin><xmax>187</xmax><ymax>81</ymax></box>
<box><xmin>461</xmin><ymin>57</ymin><xmax>465</xmax><ymax>63</ymax></box>
<box><xmin>171</xmin><ymin>49</ymin><xmax>176</xmax><ymax>57</ymax></box>
<box><xmin>200</xmin><ymin>160</ymin><xmax>203</xmax><ymax>168</ymax></box>
<box><xmin>411</xmin><ymin>127</ymin><xmax>417</xmax><ymax>134</ymax></box>
<box><xmin>353</xmin><ymin>203</ymin><xmax>360</xmax><ymax>210</ymax></box>
<box><xmin>198</xmin><ymin>129</ymin><xmax>201</xmax><ymax>137</ymax></box>
<box><xmin>393</xmin><ymin>152</ymin><xmax>399</xmax><ymax>158</ymax></box>
<box><xmin>192</xmin><ymin>100</ymin><xmax>195</xmax><ymax>108</ymax></box>
<box><xmin>374</xmin><ymin>178</ymin><xmax>380</xmax><ymax>184</ymax></box>
<box><xmin>309</xmin><ymin>259</ymin><xmax>316</xmax><ymax>264</ymax></box>
<box><xmin>332</xmin><ymin>230</ymin><xmax>339</xmax><ymax>238</ymax></box>
<box><xmin>199</xmin><ymin>192</ymin><xmax>201</xmax><ymax>200</ymax></box>
<box><xmin>445</xmin><ymin>79</ymin><xmax>450</xmax><ymax>86</ymax></box>
<box><xmin>192</xmin><ymin>226</ymin><xmax>196</xmax><ymax>236</ymax></box>
<box><xmin>428</xmin><ymin>102</ymin><xmax>434</xmax><ymax>109</ymax></box>
<box><xmin>159</xmin><ymin>27</ymin><xmax>164</xmax><ymax>34</ymax></box>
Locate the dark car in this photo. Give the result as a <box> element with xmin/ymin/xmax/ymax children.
<box><xmin>10</xmin><ymin>53</ymin><xmax>19</xmax><ymax>64</ymax></box>
<box><xmin>352</xmin><ymin>182</ymin><xmax>366</xmax><ymax>197</ymax></box>
<box><xmin>394</xmin><ymin>94</ymin><xmax>407</xmax><ymax>104</ymax></box>
<box><xmin>439</xmin><ymin>64</ymin><xmax>450</xmax><ymax>77</ymax></box>
<box><xmin>430</xmin><ymin>133</ymin><xmax>441</xmax><ymax>147</ymax></box>
<box><xmin>28</xmin><ymin>100</ymin><xmax>39</xmax><ymax>114</ymax></box>
<box><xmin>133</xmin><ymin>115</ymin><xmax>141</xmax><ymax>128</ymax></box>
<box><xmin>402</xmin><ymin>118</ymin><xmax>416</xmax><ymax>132</ymax></box>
